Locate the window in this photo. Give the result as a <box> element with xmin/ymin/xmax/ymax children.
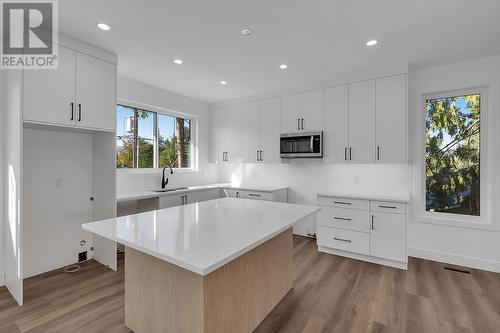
<box><xmin>116</xmin><ymin>104</ymin><xmax>192</xmax><ymax>169</ymax></box>
<box><xmin>425</xmin><ymin>93</ymin><xmax>480</xmax><ymax>216</ymax></box>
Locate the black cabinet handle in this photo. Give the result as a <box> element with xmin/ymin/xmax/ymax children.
<box><xmin>70</xmin><ymin>102</ymin><xmax>74</xmax><ymax>120</ymax></box>
<box><xmin>297</xmin><ymin>118</ymin><xmax>300</xmax><ymax>130</ymax></box>
<box><xmin>371</xmin><ymin>214</ymin><xmax>374</xmax><ymax>230</ymax></box>
<box><xmin>78</xmin><ymin>104</ymin><xmax>82</xmax><ymax>121</ymax></box>
<box><xmin>334</xmin><ymin>237</ymin><xmax>351</xmax><ymax>243</ymax></box>
<box><xmin>259</xmin><ymin>150</ymin><xmax>263</xmax><ymax>161</ymax></box>
<box><xmin>184</xmin><ymin>195</ymin><xmax>188</xmax><ymax>204</ymax></box>
<box><xmin>349</xmin><ymin>147</ymin><xmax>352</xmax><ymax>161</ymax></box>
<box><xmin>301</xmin><ymin>118</ymin><xmax>304</xmax><ymax>130</ymax></box>
<box><xmin>333</xmin><ymin>201</ymin><xmax>351</xmax><ymax>205</ymax></box>
<box><xmin>344</xmin><ymin>147</ymin><xmax>347</xmax><ymax>161</ymax></box>
<box><xmin>377</xmin><ymin>146</ymin><xmax>381</xmax><ymax>161</ymax></box>
<box><xmin>378</xmin><ymin>205</ymin><xmax>397</xmax><ymax>209</ymax></box>
<box><xmin>334</xmin><ymin>217</ymin><xmax>352</xmax><ymax>221</ymax></box>
<box><xmin>257</xmin><ymin>150</ymin><xmax>259</xmax><ymax>161</ymax></box>
<box><xmin>248</xmin><ymin>193</ymin><xmax>261</xmax><ymax>197</ymax></box>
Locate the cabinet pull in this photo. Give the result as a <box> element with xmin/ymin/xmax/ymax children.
<box><xmin>379</xmin><ymin>205</ymin><xmax>397</xmax><ymax>209</ymax></box>
<box><xmin>334</xmin><ymin>217</ymin><xmax>351</xmax><ymax>221</ymax></box>
<box><xmin>236</xmin><ymin>191</ymin><xmax>240</xmax><ymax>198</ymax></box>
<box><xmin>257</xmin><ymin>150</ymin><xmax>259</xmax><ymax>161</ymax></box>
<box><xmin>248</xmin><ymin>193</ymin><xmax>261</xmax><ymax>197</ymax></box>
<box><xmin>181</xmin><ymin>195</ymin><xmax>184</xmax><ymax>205</ymax></box>
<box><xmin>334</xmin><ymin>237</ymin><xmax>351</xmax><ymax>243</ymax></box>
<box><xmin>344</xmin><ymin>147</ymin><xmax>347</xmax><ymax>161</ymax></box>
<box><xmin>349</xmin><ymin>147</ymin><xmax>352</xmax><ymax>161</ymax></box>
<box><xmin>78</xmin><ymin>104</ymin><xmax>82</xmax><ymax>121</ymax></box>
<box><xmin>225</xmin><ymin>152</ymin><xmax>228</xmax><ymax>161</ymax></box>
<box><xmin>371</xmin><ymin>214</ymin><xmax>374</xmax><ymax>230</ymax></box>
<box><xmin>377</xmin><ymin>146</ymin><xmax>381</xmax><ymax>161</ymax></box>
<box><xmin>184</xmin><ymin>195</ymin><xmax>188</xmax><ymax>204</ymax></box>
<box><xmin>301</xmin><ymin>118</ymin><xmax>304</xmax><ymax>130</ymax></box>
<box><xmin>333</xmin><ymin>201</ymin><xmax>351</xmax><ymax>205</ymax></box>
<box><xmin>297</xmin><ymin>118</ymin><xmax>300</xmax><ymax>130</ymax></box>
<box><xmin>70</xmin><ymin>102</ymin><xmax>74</xmax><ymax>120</ymax></box>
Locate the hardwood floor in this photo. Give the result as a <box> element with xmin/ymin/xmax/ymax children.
<box><xmin>1</xmin><ymin>236</ymin><xmax>499</xmax><ymax>332</ymax></box>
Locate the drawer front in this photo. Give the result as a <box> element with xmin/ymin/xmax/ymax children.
<box><xmin>370</xmin><ymin>200</ymin><xmax>406</xmax><ymax>214</ymax></box>
<box><xmin>239</xmin><ymin>190</ymin><xmax>273</xmax><ymax>201</ymax></box>
<box><xmin>318</xmin><ymin>207</ymin><xmax>370</xmax><ymax>232</ymax></box>
<box><xmin>317</xmin><ymin>226</ymin><xmax>370</xmax><ymax>255</ymax></box>
<box><xmin>317</xmin><ymin>196</ymin><xmax>369</xmax><ymax>210</ymax></box>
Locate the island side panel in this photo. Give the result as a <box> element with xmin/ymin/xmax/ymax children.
<box><xmin>203</xmin><ymin>228</ymin><xmax>293</xmax><ymax>333</ymax></box>
<box><xmin>124</xmin><ymin>246</ymin><xmax>205</xmax><ymax>333</ymax></box>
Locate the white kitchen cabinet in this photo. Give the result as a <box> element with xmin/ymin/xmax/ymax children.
<box><xmin>75</xmin><ymin>53</ymin><xmax>116</xmax><ymax>131</ymax></box>
<box><xmin>376</xmin><ymin>75</ymin><xmax>406</xmax><ymax>164</ymax></box>
<box><xmin>317</xmin><ymin>194</ymin><xmax>407</xmax><ymax>269</ymax></box>
<box><xmin>210</xmin><ymin>107</ymin><xmax>227</xmax><ymax>163</ymax></box>
<box><xmin>225</xmin><ymin>104</ymin><xmax>243</xmax><ymax>163</ymax></box>
<box><xmin>259</xmin><ymin>97</ymin><xmax>281</xmax><ymax>163</ymax></box>
<box><xmin>370</xmin><ymin>212</ymin><xmax>406</xmax><ymax>262</ymax></box>
<box><xmin>221</xmin><ymin>187</ymin><xmax>288</xmax><ymax>203</ymax></box>
<box><xmin>22</xmin><ymin>47</ymin><xmax>116</xmax><ymax>132</ymax></box>
<box><xmin>242</xmin><ymin>101</ymin><xmax>260</xmax><ymax>163</ymax></box>
<box><xmin>185</xmin><ymin>188</ymin><xmax>220</xmax><ymax>204</ymax></box>
<box><xmin>23</xmin><ymin>46</ymin><xmax>76</xmax><ymax>126</ymax></box>
<box><xmin>280</xmin><ymin>93</ymin><xmax>301</xmax><ymax>133</ymax></box>
<box><xmin>159</xmin><ymin>194</ymin><xmax>184</xmax><ymax>209</ymax></box>
<box><xmin>324</xmin><ymin>85</ymin><xmax>349</xmax><ymax>163</ymax></box>
<box><xmin>348</xmin><ymin>80</ymin><xmax>376</xmax><ymax>163</ymax></box>
<box><xmin>300</xmin><ymin>89</ymin><xmax>323</xmax><ymax>131</ymax></box>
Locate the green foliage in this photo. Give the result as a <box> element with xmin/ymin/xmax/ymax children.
<box><xmin>425</xmin><ymin>94</ymin><xmax>480</xmax><ymax>216</ymax></box>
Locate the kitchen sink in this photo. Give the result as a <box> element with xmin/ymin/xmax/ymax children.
<box><xmin>153</xmin><ymin>187</ymin><xmax>188</xmax><ymax>193</ymax></box>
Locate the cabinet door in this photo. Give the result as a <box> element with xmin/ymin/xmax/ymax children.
<box><xmin>23</xmin><ymin>46</ymin><xmax>76</xmax><ymax>126</ymax></box>
<box><xmin>324</xmin><ymin>85</ymin><xmax>349</xmax><ymax>163</ymax></box>
<box><xmin>187</xmin><ymin>189</ymin><xmax>220</xmax><ymax>204</ymax></box>
<box><xmin>376</xmin><ymin>75</ymin><xmax>406</xmax><ymax>164</ymax></box>
<box><xmin>75</xmin><ymin>53</ymin><xmax>116</xmax><ymax>131</ymax></box>
<box><xmin>259</xmin><ymin>97</ymin><xmax>281</xmax><ymax>163</ymax></box>
<box><xmin>300</xmin><ymin>89</ymin><xmax>323</xmax><ymax>131</ymax></box>
<box><xmin>281</xmin><ymin>93</ymin><xmax>301</xmax><ymax>133</ymax></box>
<box><xmin>348</xmin><ymin>80</ymin><xmax>375</xmax><ymax>163</ymax></box>
<box><xmin>370</xmin><ymin>212</ymin><xmax>406</xmax><ymax>262</ymax></box>
<box><xmin>242</xmin><ymin>101</ymin><xmax>260</xmax><ymax>163</ymax></box>
<box><xmin>225</xmin><ymin>104</ymin><xmax>242</xmax><ymax>163</ymax></box>
<box><xmin>159</xmin><ymin>194</ymin><xmax>183</xmax><ymax>209</ymax></box>
<box><xmin>210</xmin><ymin>107</ymin><xmax>226</xmax><ymax>163</ymax></box>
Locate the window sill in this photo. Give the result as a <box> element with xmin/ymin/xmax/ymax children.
<box><xmin>117</xmin><ymin>168</ymin><xmax>198</xmax><ymax>175</ymax></box>
<box><xmin>412</xmin><ymin>213</ymin><xmax>500</xmax><ymax>231</ymax></box>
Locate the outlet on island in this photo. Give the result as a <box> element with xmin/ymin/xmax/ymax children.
<box><xmin>78</xmin><ymin>251</ymin><xmax>87</xmax><ymax>262</ymax></box>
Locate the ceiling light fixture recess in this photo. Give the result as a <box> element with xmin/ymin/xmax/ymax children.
<box><xmin>279</xmin><ymin>64</ymin><xmax>288</xmax><ymax>69</ymax></box>
<box><xmin>97</xmin><ymin>23</ymin><xmax>111</xmax><ymax>31</ymax></box>
<box><xmin>220</xmin><ymin>81</ymin><xmax>228</xmax><ymax>85</ymax></box>
<box><xmin>366</xmin><ymin>40</ymin><xmax>378</xmax><ymax>46</ymax></box>
<box><xmin>241</xmin><ymin>28</ymin><xmax>252</xmax><ymax>36</ymax></box>
<box><xmin>174</xmin><ymin>59</ymin><xmax>183</xmax><ymax>64</ymax></box>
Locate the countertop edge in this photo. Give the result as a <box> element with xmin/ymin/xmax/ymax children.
<box><xmin>317</xmin><ymin>192</ymin><xmax>411</xmax><ymax>202</ymax></box>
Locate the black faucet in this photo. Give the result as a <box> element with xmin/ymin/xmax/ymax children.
<box><xmin>161</xmin><ymin>166</ymin><xmax>173</xmax><ymax>189</ymax></box>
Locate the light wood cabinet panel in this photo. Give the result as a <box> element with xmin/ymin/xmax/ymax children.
<box><xmin>242</xmin><ymin>101</ymin><xmax>260</xmax><ymax>163</ymax></box>
<box><xmin>280</xmin><ymin>93</ymin><xmax>301</xmax><ymax>133</ymax></box>
<box><xmin>348</xmin><ymin>80</ymin><xmax>376</xmax><ymax>163</ymax></box>
<box><xmin>324</xmin><ymin>85</ymin><xmax>349</xmax><ymax>163</ymax></box>
<box><xmin>75</xmin><ymin>53</ymin><xmax>116</xmax><ymax>131</ymax></box>
<box><xmin>376</xmin><ymin>75</ymin><xmax>406</xmax><ymax>164</ymax></box>
<box><xmin>300</xmin><ymin>89</ymin><xmax>324</xmax><ymax>131</ymax></box>
<box><xmin>259</xmin><ymin>97</ymin><xmax>281</xmax><ymax>163</ymax></box>
<box><xmin>23</xmin><ymin>46</ymin><xmax>76</xmax><ymax>126</ymax></box>
<box><xmin>370</xmin><ymin>212</ymin><xmax>406</xmax><ymax>262</ymax></box>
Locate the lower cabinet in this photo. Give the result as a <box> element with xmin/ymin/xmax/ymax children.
<box><xmin>159</xmin><ymin>188</ymin><xmax>220</xmax><ymax>209</ymax></box>
<box><xmin>221</xmin><ymin>188</ymin><xmax>288</xmax><ymax>203</ymax></box>
<box><xmin>317</xmin><ymin>195</ymin><xmax>408</xmax><ymax>269</ymax></box>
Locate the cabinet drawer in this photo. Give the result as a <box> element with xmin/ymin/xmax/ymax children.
<box><xmin>318</xmin><ymin>207</ymin><xmax>370</xmax><ymax>232</ymax></box>
<box><xmin>239</xmin><ymin>190</ymin><xmax>273</xmax><ymax>201</ymax></box>
<box><xmin>317</xmin><ymin>226</ymin><xmax>369</xmax><ymax>255</ymax></box>
<box><xmin>370</xmin><ymin>201</ymin><xmax>406</xmax><ymax>214</ymax></box>
<box><xmin>317</xmin><ymin>196</ymin><xmax>369</xmax><ymax>210</ymax></box>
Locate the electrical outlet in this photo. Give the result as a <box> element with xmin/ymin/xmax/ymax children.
<box><xmin>78</xmin><ymin>251</ymin><xmax>87</xmax><ymax>262</ymax></box>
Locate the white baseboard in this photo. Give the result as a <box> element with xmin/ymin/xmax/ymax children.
<box><xmin>408</xmin><ymin>247</ymin><xmax>500</xmax><ymax>273</ymax></box>
<box><xmin>318</xmin><ymin>246</ymin><xmax>408</xmax><ymax>270</ymax></box>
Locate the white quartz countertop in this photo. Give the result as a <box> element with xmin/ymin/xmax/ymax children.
<box><xmin>83</xmin><ymin>197</ymin><xmax>319</xmax><ymax>275</ymax></box>
<box><xmin>117</xmin><ymin>183</ymin><xmax>288</xmax><ymax>202</ymax></box>
<box><xmin>317</xmin><ymin>190</ymin><xmax>411</xmax><ymax>202</ymax></box>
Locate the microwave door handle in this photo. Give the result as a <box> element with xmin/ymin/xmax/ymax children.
<box><xmin>310</xmin><ymin>136</ymin><xmax>314</xmax><ymax>152</ymax></box>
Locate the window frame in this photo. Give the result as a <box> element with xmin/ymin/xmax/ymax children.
<box><xmin>116</xmin><ymin>99</ymin><xmax>197</xmax><ymax>173</ymax></box>
<box><xmin>416</xmin><ymin>86</ymin><xmax>494</xmax><ymax>230</ymax></box>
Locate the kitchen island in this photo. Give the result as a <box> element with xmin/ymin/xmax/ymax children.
<box><xmin>82</xmin><ymin>197</ymin><xmax>319</xmax><ymax>333</ymax></box>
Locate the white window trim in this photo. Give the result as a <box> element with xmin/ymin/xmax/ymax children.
<box><xmin>116</xmin><ymin>98</ymin><xmax>199</xmax><ymax>173</ymax></box>
<box><xmin>414</xmin><ymin>86</ymin><xmax>497</xmax><ymax>231</ymax></box>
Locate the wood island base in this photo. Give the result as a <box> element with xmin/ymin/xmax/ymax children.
<box><xmin>125</xmin><ymin>228</ymin><xmax>293</xmax><ymax>333</ymax></box>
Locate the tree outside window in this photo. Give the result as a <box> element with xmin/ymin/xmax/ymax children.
<box><xmin>425</xmin><ymin>93</ymin><xmax>480</xmax><ymax>216</ymax></box>
<box><xmin>116</xmin><ymin>105</ymin><xmax>191</xmax><ymax>169</ymax></box>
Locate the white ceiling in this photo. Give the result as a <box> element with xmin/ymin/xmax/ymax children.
<box><xmin>59</xmin><ymin>0</ymin><xmax>500</xmax><ymax>103</ymax></box>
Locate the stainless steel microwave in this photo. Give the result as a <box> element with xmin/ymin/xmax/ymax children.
<box><xmin>280</xmin><ymin>131</ymin><xmax>323</xmax><ymax>158</ymax></box>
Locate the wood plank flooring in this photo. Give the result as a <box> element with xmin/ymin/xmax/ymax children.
<box><xmin>1</xmin><ymin>236</ymin><xmax>499</xmax><ymax>332</ymax></box>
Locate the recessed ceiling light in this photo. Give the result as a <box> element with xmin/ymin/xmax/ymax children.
<box><xmin>279</xmin><ymin>64</ymin><xmax>288</xmax><ymax>69</ymax></box>
<box><xmin>241</xmin><ymin>28</ymin><xmax>252</xmax><ymax>36</ymax></box>
<box><xmin>97</xmin><ymin>23</ymin><xmax>111</xmax><ymax>31</ymax></box>
<box><xmin>174</xmin><ymin>59</ymin><xmax>183</xmax><ymax>65</ymax></box>
<box><xmin>366</xmin><ymin>40</ymin><xmax>378</xmax><ymax>46</ymax></box>
<box><xmin>220</xmin><ymin>81</ymin><xmax>228</xmax><ymax>85</ymax></box>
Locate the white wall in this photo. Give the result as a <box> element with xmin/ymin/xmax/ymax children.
<box><xmin>217</xmin><ymin>161</ymin><xmax>412</xmax><ymax>236</ymax></box>
<box><xmin>0</xmin><ymin>70</ymin><xmax>5</xmax><ymax>286</ymax></box>
<box><xmin>408</xmin><ymin>55</ymin><xmax>500</xmax><ymax>272</ymax></box>
<box><xmin>116</xmin><ymin>76</ymin><xmax>218</xmax><ymax>193</ymax></box>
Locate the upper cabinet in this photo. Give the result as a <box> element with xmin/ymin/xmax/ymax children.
<box><xmin>375</xmin><ymin>75</ymin><xmax>406</xmax><ymax>164</ymax></box>
<box><xmin>210</xmin><ymin>107</ymin><xmax>227</xmax><ymax>163</ymax></box>
<box><xmin>242</xmin><ymin>101</ymin><xmax>260</xmax><ymax>163</ymax></box>
<box><xmin>22</xmin><ymin>46</ymin><xmax>116</xmax><ymax>132</ymax></box>
<box><xmin>348</xmin><ymin>80</ymin><xmax>376</xmax><ymax>163</ymax></box>
<box><xmin>281</xmin><ymin>89</ymin><xmax>323</xmax><ymax>133</ymax></box>
<box><xmin>210</xmin><ymin>104</ymin><xmax>242</xmax><ymax>163</ymax></box>
<box><xmin>324</xmin><ymin>85</ymin><xmax>349</xmax><ymax>163</ymax></box>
